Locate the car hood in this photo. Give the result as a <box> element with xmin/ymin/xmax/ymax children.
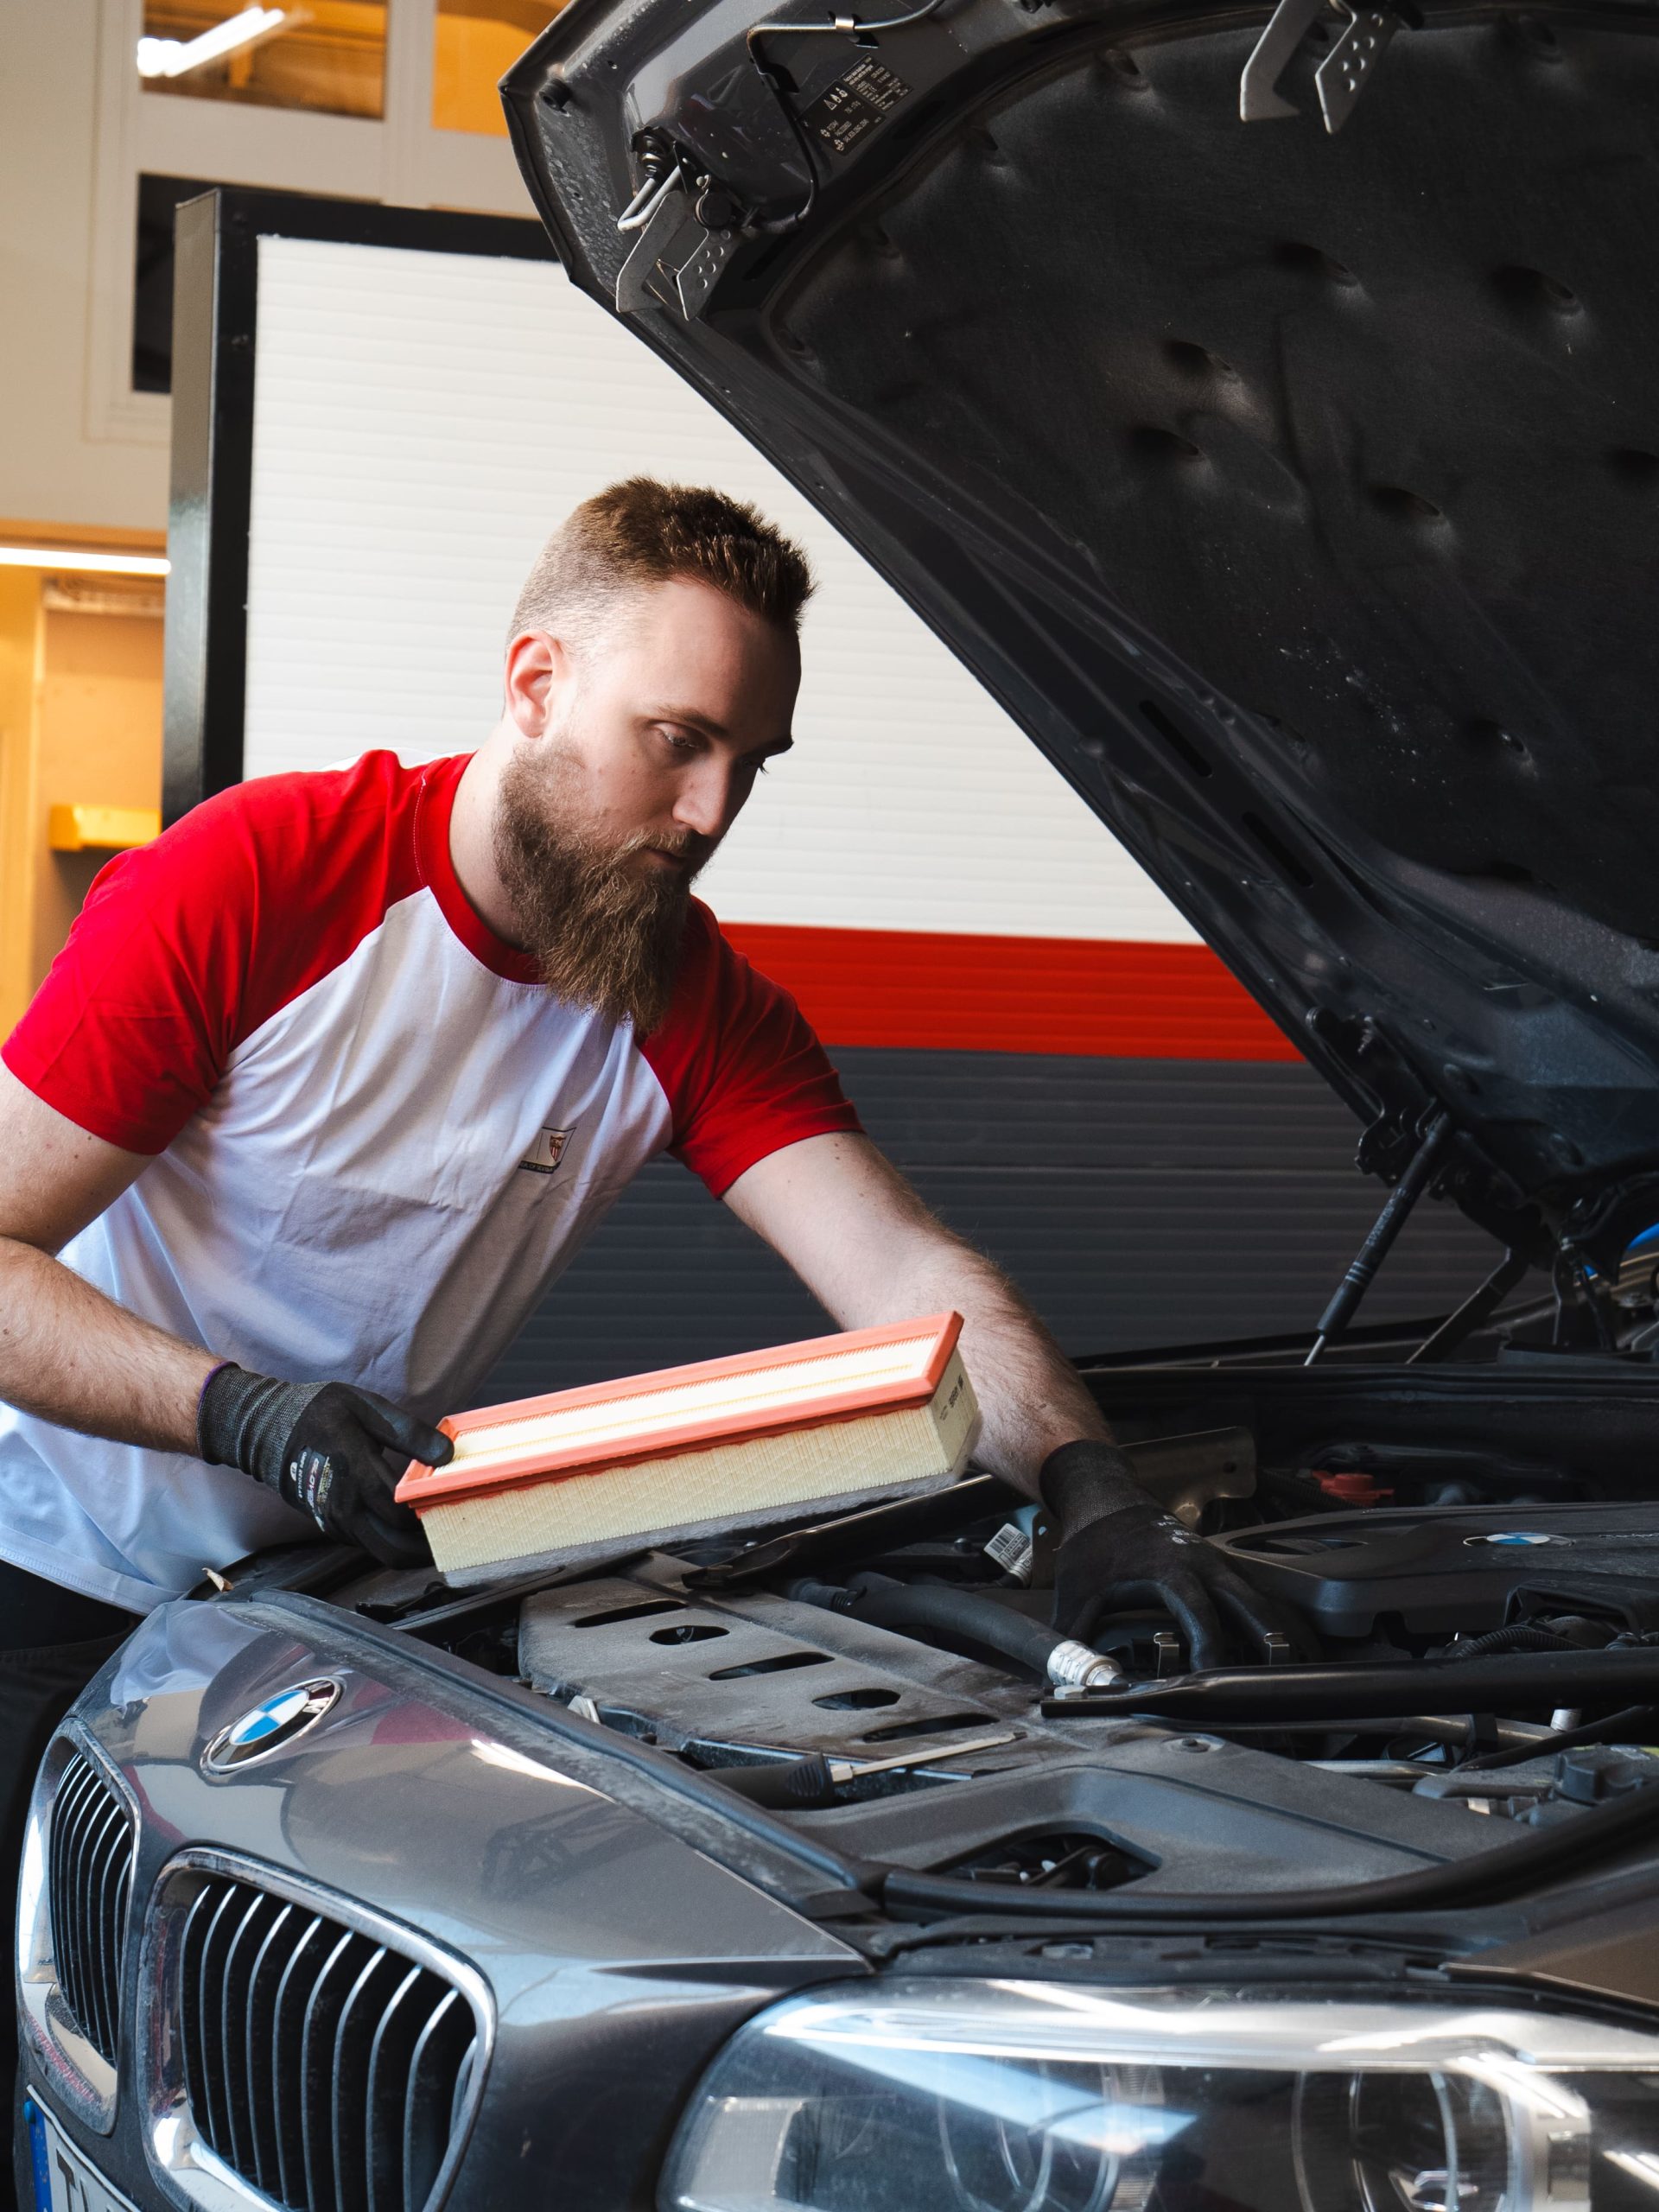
<box><xmin>502</xmin><ymin>0</ymin><xmax>1659</xmax><ymax>1268</ymax></box>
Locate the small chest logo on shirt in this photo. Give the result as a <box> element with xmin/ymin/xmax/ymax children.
<box><xmin>521</xmin><ymin>1125</ymin><xmax>575</xmax><ymax>1177</ymax></box>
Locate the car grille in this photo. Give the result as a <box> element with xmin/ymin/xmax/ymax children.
<box><xmin>48</xmin><ymin>1751</ymin><xmax>134</xmax><ymax>2067</ymax></box>
<box><xmin>177</xmin><ymin>1874</ymin><xmax>479</xmax><ymax>2212</ymax></box>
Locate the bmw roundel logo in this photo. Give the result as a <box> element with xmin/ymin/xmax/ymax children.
<box><xmin>202</xmin><ymin>1679</ymin><xmax>342</xmax><ymax>1773</ymax></box>
<box><xmin>1464</xmin><ymin>1531</ymin><xmax>1560</xmax><ymax>1548</ymax></box>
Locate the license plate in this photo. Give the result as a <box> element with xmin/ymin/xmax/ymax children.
<box><xmin>22</xmin><ymin>2101</ymin><xmax>137</xmax><ymax>2212</ymax></box>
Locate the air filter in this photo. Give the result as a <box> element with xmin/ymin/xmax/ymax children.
<box><xmin>397</xmin><ymin>1313</ymin><xmax>979</xmax><ymax>1584</ymax></box>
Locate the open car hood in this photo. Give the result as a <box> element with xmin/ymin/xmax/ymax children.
<box><xmin>502</xmin><ymin>0</ymin><xmax>1659</xmax><ymax>1272</ymax></box>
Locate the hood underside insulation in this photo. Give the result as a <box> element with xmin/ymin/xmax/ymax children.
<box><xmin>774</xmin><ymin>14</ymin><xmax>1659</xmax><ymax>939</ymax></box>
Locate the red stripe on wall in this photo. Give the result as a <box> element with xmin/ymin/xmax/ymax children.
<box><xmin>720</xmin><ymin>924</ymin><xmax>1302</xmax><ymax>1062</ymax></box>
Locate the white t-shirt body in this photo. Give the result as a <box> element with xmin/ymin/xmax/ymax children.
<box><xmin>1</xmin><ymin>751</ymin><xmax>857</xmax><ymax>1611</ymax></box>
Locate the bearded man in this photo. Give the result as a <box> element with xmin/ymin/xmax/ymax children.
<box><xmin>0</xmin><ymin>478</ymin><xmax>1284</xmax><ymax>1925</ymax></box>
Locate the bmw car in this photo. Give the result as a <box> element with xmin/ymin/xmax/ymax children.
<box><xmin>18</xmin><ymin>0</ymin><xmax>1659</xmax><ymax>2204</ymax></box>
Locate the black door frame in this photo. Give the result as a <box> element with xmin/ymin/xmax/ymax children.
<box><xmin>162</xmin><ymin>188</ymin><xmax>554</xmax><ymax>827</ymax></box>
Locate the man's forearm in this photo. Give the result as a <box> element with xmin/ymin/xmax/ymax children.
<box><xmin>726</xmin><ymin>1135</ymin><xmax>1112</xmax><ymax>1493</ymax></box>
<box><xmin>870</xmin><ymin>1239</ymin><xmax>1109</xmax><ymax>1493</ymax></box>
<box><xmin>0</xmin><ymin>1236</ymin><xmax>216</xmax><ymax>1454</ymax></box>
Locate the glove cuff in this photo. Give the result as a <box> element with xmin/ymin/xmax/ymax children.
<box><xmin>196</xmin><ymin>1363</ymin><xmax>255</xmax><ymax>1468</ymax></box>
<box><xmin>1039</xmin><ymin>1439</ymin><xmax>1144</xmax><ymax>1534</ymax></box>
<box><xmin>197</xmin><ymin>1363</ymin><xmax>315</xmax><ymax>1484</ymax></box>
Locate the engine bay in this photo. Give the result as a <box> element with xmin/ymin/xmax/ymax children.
<box><xmin>344</xmin><ymin>1335</ymin><xmax>1659</xmax><ymax>1904</ymax></box>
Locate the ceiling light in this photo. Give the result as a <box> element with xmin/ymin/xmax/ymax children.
<box><xmin>137</xmin><ymin>6</ymin><xmax>285</xmax><ymax>79</ymax></box>
<box><xmin>0</xmin><ymin>548</ymin><xmax>170</xmax><ymax>577</ymax></box>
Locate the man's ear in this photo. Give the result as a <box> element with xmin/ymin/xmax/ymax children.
<box><xmin>503</xmin><ymin>629</ymin><xmax>575</xmax><ymax>737</ymax></box>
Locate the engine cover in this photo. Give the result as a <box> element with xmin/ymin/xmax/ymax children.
<box><xmin>1211</xmin><ymin>1501</ymin><xmax>1659</xmax><ymax>1638</ymax></box>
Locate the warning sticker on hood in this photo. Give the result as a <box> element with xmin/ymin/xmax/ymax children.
<box><xmin>802</xmin><ymin>59</ymin><xmax>911</xmax><ymax>157</ymax></box>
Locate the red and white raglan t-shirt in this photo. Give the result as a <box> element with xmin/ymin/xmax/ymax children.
<box><xmin>0</xmin><ymin>750</ymin><xmax>861</xmax><ymax>1612</ymax></box>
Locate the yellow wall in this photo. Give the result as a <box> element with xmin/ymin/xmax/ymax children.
<box><xmin>433</xmin><ymin>4</ymin><xmax>556</xmax><ymax>135</ymax></box>
<box><xmin>34</xmin><ymin>600</ymin><xmax>165</xmax><ymax>986</ymax></box>
<box><xmin>433</xmin><ymin>14</ymin><xmax>522</xmax><ymax>135</ymax></box>
<box><xmin>0</xmin><ymin>569</ymin><xmax>44</xmax><ymax>1036</ymax></box>
<box><xmin>0</xmin><ymin>565</ymin><xmax>164</xmax><ymax>1038</ymax></box>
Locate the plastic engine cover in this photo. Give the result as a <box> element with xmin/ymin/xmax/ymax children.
<box><xmin>1211</xmin><ymin>1501</ymin><xmax>1659</xmax><ymax>1638</ymax></box>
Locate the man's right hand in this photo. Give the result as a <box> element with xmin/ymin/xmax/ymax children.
<box><xmin>197</xmin><ymin>1364</ymin><xmax>452</xmax><ymax>1567</ymax></box>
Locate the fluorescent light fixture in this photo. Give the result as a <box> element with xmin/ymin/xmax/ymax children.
<box><xmin>137</xmin><ymin>6</ymin><xmax>285</xmax><ymax>79</ymax></box>
<box><xmin>0</xmin><ymin>547</ymin><xmax>169</xmax><ymax>577</ymax></box>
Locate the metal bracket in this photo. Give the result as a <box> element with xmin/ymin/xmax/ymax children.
<box><xmin>673</xmin><ymin>226</ymin><xmax>743</xmax><ymax>320</ymax></box>
<box><xmin>1315</xmin><ymin>0</ymin><xmax>1402</xmax><ymax>130</ymax></box>
<box><xmin>1240</xmin><ymin>0</ymin><xmax>1402</xmax><ymax>132</ymax></box>
<box><xmin>1240</xmin><ymin>0</ymin><xmax>1325</xmax><ymax>121</ymax></box>
<box><xmin>614</xmin><ymin>181</ymin><xmax>742</xmax><ymax>321</ymax></box>
<box><xmin>615</xmin><ymin>184</ymin><xmax>697</xmax><ymax>313</ymax></box>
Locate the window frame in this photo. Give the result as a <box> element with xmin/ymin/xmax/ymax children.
<box><xmin>89</xmin><ymin>0</ymin><xmax>535</xmax><ymax>447</ymax></box>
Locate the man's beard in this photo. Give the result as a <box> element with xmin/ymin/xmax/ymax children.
<box><xmin>493</xmin><ymin>746</ymin><xmax>711</xmax><ymax>1035</ymax></box>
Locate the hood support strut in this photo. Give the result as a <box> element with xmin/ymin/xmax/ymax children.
<box><xmin>1306</xmin><ymin>1112</ymin><xmax>1451</xmax><ymax>1363</ymax></box>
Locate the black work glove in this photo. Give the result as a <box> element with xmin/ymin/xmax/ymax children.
<box><xmin>1040</xmin><ymin>1438</ymin><xmax>1311</xmax><ymax>1674</ymax></box>
<box><xmin>198</xmin><ymin>1364</ymin><xmax>452</xmax><ymax>1568</ymax></box>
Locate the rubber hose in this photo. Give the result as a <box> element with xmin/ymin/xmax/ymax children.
<box><xmin>789</xmin><ymin>1573</ymin><xmax>1073</xmax><ymax>1684</ymax></box>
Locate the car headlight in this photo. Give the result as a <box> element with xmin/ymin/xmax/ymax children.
<box><xmin>661</xmin><ymin>1982</ymin><xmax>1659</xmax><ymax>2212</ymax></box>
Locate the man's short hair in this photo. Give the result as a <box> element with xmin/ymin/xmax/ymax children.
<box><xmin>509</xmin><ymin>477</ymin><xmax>814</xmax><ymax>653</ymax></box>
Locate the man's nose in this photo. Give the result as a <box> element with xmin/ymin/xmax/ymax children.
<box><xmin>673</xmin><ymin>760</ymin><xmax>738</xmax><ymax>838</ymax></box>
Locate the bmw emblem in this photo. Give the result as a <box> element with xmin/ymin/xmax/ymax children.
<box><xmin>1464</xmin><ymin>1531</ymin><xmax>1560</xmax><ymax>1548</ymax></box>
<box><xmin>203</xmin><ymin>1679</ymin><xmax>342</xmax><ymax>1773</ymax></box>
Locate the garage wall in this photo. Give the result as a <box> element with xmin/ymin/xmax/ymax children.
<box><xmin>245</xmin><ymin>237</ymin><xmax>1197</xmax><ymax>947</ymax></box>
<box><xmin>0</xmin><ymin>1</ymin><xmax>170</xmax><ymax>532</ymax></box>
<box><xmin>238</xmin><ymin>231</ymin><xmax>1497</xmax><ymax>1392</ymax></box>
<box><xmin>245</xmin><ymin>233</ymin><xmax>1300</xmax><ymax>1069</ymax></box>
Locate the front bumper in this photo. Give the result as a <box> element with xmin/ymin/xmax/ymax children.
<box><xmin>16</xmin><ymin>1594</ymin><xmax>862</xmax><ymax>2211</ymax></box>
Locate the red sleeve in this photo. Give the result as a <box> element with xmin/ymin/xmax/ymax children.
<box><xmin>2</xmin><ymin>753</ymin><xmax>429</xmax><ymax>1154</ymax></box>
<box><xmin>642</xmin><ymin>902</ymin><xmax>862</xmax><ymax>1198</ymax></box>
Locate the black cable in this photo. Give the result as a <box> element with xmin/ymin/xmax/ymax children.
<box><xmin>881</xmin><ymin>1767</ymin><xmax>1659</xmax><ymax>1924</ymax></box>
<box><xmin>743</xmin><ymin>0</ymin><xmax>946</xmax><ymax>233</ymax></box>
<box><xmin>744</xmin><ymin>58</ymin><xmax>822</xmax><ymax>234</ymax></box>
<box><xmin>1457</xmin><ymin>1704</ymin><xmax>1658</xmax><ymax>1774</ymax></box>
